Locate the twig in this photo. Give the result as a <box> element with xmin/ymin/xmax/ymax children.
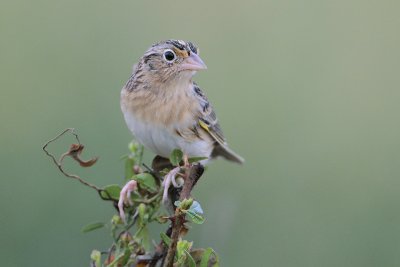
<box><xmin>42</xmin><ymin>128</ymin><xmax>102</xmax><ymax>192</ymax></box>
<box><xmin>163</xmin><ymin>164</ymin><xmax>204</xmax><ymax>267</ymax></box>
<box><xmin>143</xmin><ymin>163</ymin><xmax>163</xmax><ymax>182</ymax></box>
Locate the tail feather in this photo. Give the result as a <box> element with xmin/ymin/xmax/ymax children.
<box><xmin>212</xmin><ymin>144</ymin><xmax>244</xmax><ymax>164</ymax></box>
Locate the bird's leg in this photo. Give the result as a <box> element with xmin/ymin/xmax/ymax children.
<box><xmin>162</xmin><ymin>167</ymin><xmax>182</xmax><ymax>204</ymax></box>
<box><xmin>118</xmin><ymin>180</ymin><xmax>138</xmax><ymax>223</ymax></box>
<box><xmin>161</xmin><ymin>154</ymin><xmax>191</xmax><ymax>204</ymax></box>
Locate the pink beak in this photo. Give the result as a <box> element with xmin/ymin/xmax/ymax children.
<box><xmin>180</xmin><ymin>53</ymin><xmax>207</xmax><ymax>71</ymax></box>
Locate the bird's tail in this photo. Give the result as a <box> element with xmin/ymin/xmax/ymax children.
<box><xmin>212</xmin><ymin>144</ymin><xmax>245</xmax><ymax>164</ymax></box>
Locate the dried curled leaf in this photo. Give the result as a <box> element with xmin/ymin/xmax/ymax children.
<box><xmin>67</xmin><ymin>143</ymin><xmax>98</xmax><ymax>167</ymax></box>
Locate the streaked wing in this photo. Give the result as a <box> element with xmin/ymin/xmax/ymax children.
<box><xmin>192</xmin><ymin>83</ymin><xmax>226</xmax><ymax>146</ymax></box>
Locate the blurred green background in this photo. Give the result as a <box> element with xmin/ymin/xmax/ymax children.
<box><xmin>1</xmin><ymin>0</ymin><xmax>400</xmax><ymax>266</ymax></box>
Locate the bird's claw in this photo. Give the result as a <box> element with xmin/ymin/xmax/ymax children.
<box><xmin>161</xmin><ymin>154</ymin><xmax>191</xmax><ymax>204</ymax></box>
<box><xmin>162</xmin><ymin>167</ymin><xmax>181</xmax><ymax>204</ymax></box>
<box><xmin>118</xmin><ymin>180</ymin><xmax>138</xmax><ymax>223</ymax></box>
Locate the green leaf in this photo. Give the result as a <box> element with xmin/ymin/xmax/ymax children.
<box><xmin>175</xmin><ymin>241</ymin><xmax>195</xmax><ymax>267</ymax></box>
<box><xmin>185</xmin><ymin>250</ymin><xmax>196</xmax><ymax>267</ymax></box>
<box><xmin>160</xmin><ymin>232</ymin><xmax>171</xmax><ymax>246</ymax></box>
<box><xmin>124</xmin><ymin>157</ymin><xmax>135</xmax><ymax>181</ymax></box>
<box><xmin>128</xmin><ymin>141</ymin><xmax>139</xmax><ymax>154</ymax></box>
<box><xmin>177</xmin><ymin>240</ymin><xmax>192</xmax><ymax>259</ymax></box>
<box><xmin>188</xmin><ymin>156</ymin><xmax>208</xmax><ymax>163</ymax></box>
<box><xmin>111</xmin><ymin>215</ymin><xmax>123</xmax><ymax>225</ymax></box>
<box><xmin>100</xmin><ymin>184</ymin><xmax>122</xmax><ymax>200</ymax></box>
<box><xmin>184</xmin><ymin>200</ymin><xmax>205</xmax><ymax>224</ymax></box>
<box><xmin>185</xmin><ymin>209</ymin><xmax>205</xmax><ymax>224</ymax></box>
<box><xmin>138</xmin><ymin>203</ymin><xmax>146</xmax><ymax>224</ymax></box>
<box><xmin>175</xmin><ymin>198</ymin><xmax>193</xmax><ymax>210</ymax></box>
<box><xmin>136</xmin><ymin>226</ymin><xmax>150</xmax><ymax>251</ymax></box>
<box><xmin>135</xmin><ymin>173</ymin><xmax>157</xmax><ymax>193</ymax></box>
<box><xmin>170</xmin><ymin>149</ymin><xmax>183</xmax><ymax>166</ymax></box>
<box><xmin>200</xmin><ymin>248</ymin><xmax>213</xmax><ymax>267</ymax></box>
<box><xmin>81</xmin><ymin>222</ymin><xmax>105</xmax><ymax>233</ymax></box>
<box><xmin>90</xmin><ymin>250</ymin><xmax>101</xmax><ymax>267</ymax></box>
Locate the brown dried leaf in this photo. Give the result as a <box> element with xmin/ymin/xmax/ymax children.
<box><xmin>68</xmin><ymin>143</ymin><xmax>98</xmax><ymax>167</ymax></box>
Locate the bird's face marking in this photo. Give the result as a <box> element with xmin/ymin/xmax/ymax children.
<box><xmin>140</xmin><ymin>40</ymin><xmax>205</xmax><ymax>82</ymax></box>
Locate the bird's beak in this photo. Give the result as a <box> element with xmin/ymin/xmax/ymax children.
<box><xmin>180</xmin><ymin>53</ymin><xmax>207</xmax><ymax>71</ymax></box>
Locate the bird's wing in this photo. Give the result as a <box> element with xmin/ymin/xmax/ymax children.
<box><xmin>192</xmin><ymin>83</ymin><xmax>226</xmax><ymax>145</ymax></box>
<box><xmin>192</xmin><ymin>83</ymin><xmax>244</xmax><ymax>164</ymax></box>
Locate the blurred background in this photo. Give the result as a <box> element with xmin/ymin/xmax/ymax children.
<box><xmin>1</xmin><ymin>0</ymin><xmax>400</xmax><ymax>266</ymax></box>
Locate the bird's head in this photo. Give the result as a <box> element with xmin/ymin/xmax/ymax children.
<box><xmin>138</xmin><ymin>40</ymin><xmax>207</xmax><ymax>83</ymax></box>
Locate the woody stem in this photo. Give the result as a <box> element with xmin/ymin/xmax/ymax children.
<box><xmin>162</xmin><ymin>164</ymin><xmax>204</xmax><ymax>267</ymax></box>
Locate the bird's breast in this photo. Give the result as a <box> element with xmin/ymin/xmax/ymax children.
<box><xmin>122</xmin><ymin>87</ymin><xmax>197</xmax><ymax>126</ymax></box>
<box><xmin>121</xmin><ymin>87</ymin><xmax>213</xmax><ymax>159</ymax></box>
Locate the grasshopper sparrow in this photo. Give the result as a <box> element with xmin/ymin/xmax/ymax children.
<box><xmin>119</xmin><ymin>40</ymin><xmax>244</xmax><ymax>219</ymax></box>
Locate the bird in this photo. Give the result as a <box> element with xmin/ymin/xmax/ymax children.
<box><xmin>119</xmin><ymin>40</ymin><xmax>243</xmax><ymax>218</ymax></box>
<box><xmin>120</xmin><ymin>39</ymin><xmax>243</xmax><ymax>164</ymax></box>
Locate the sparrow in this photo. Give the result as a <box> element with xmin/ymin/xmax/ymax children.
<box><xmin>118</xmin><ymin>40</ymin><xmax>243</xmax><ymax>218</ymax></box>
<box><xmin>120</xmin><ymin>39</ymin><xmax>243</xmax><ymax>164</ymax></box>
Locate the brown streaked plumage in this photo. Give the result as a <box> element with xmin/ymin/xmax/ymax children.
<box><xmin>120</xmin><ymin>39</ymin><xmax>244</xmax><ymax>164</ymax></box>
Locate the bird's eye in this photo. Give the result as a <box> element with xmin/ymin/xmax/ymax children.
<box><xmin>163</xmin><ymin>49</ymin><xmax>176</xmax><ymax>62</ymax></box>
